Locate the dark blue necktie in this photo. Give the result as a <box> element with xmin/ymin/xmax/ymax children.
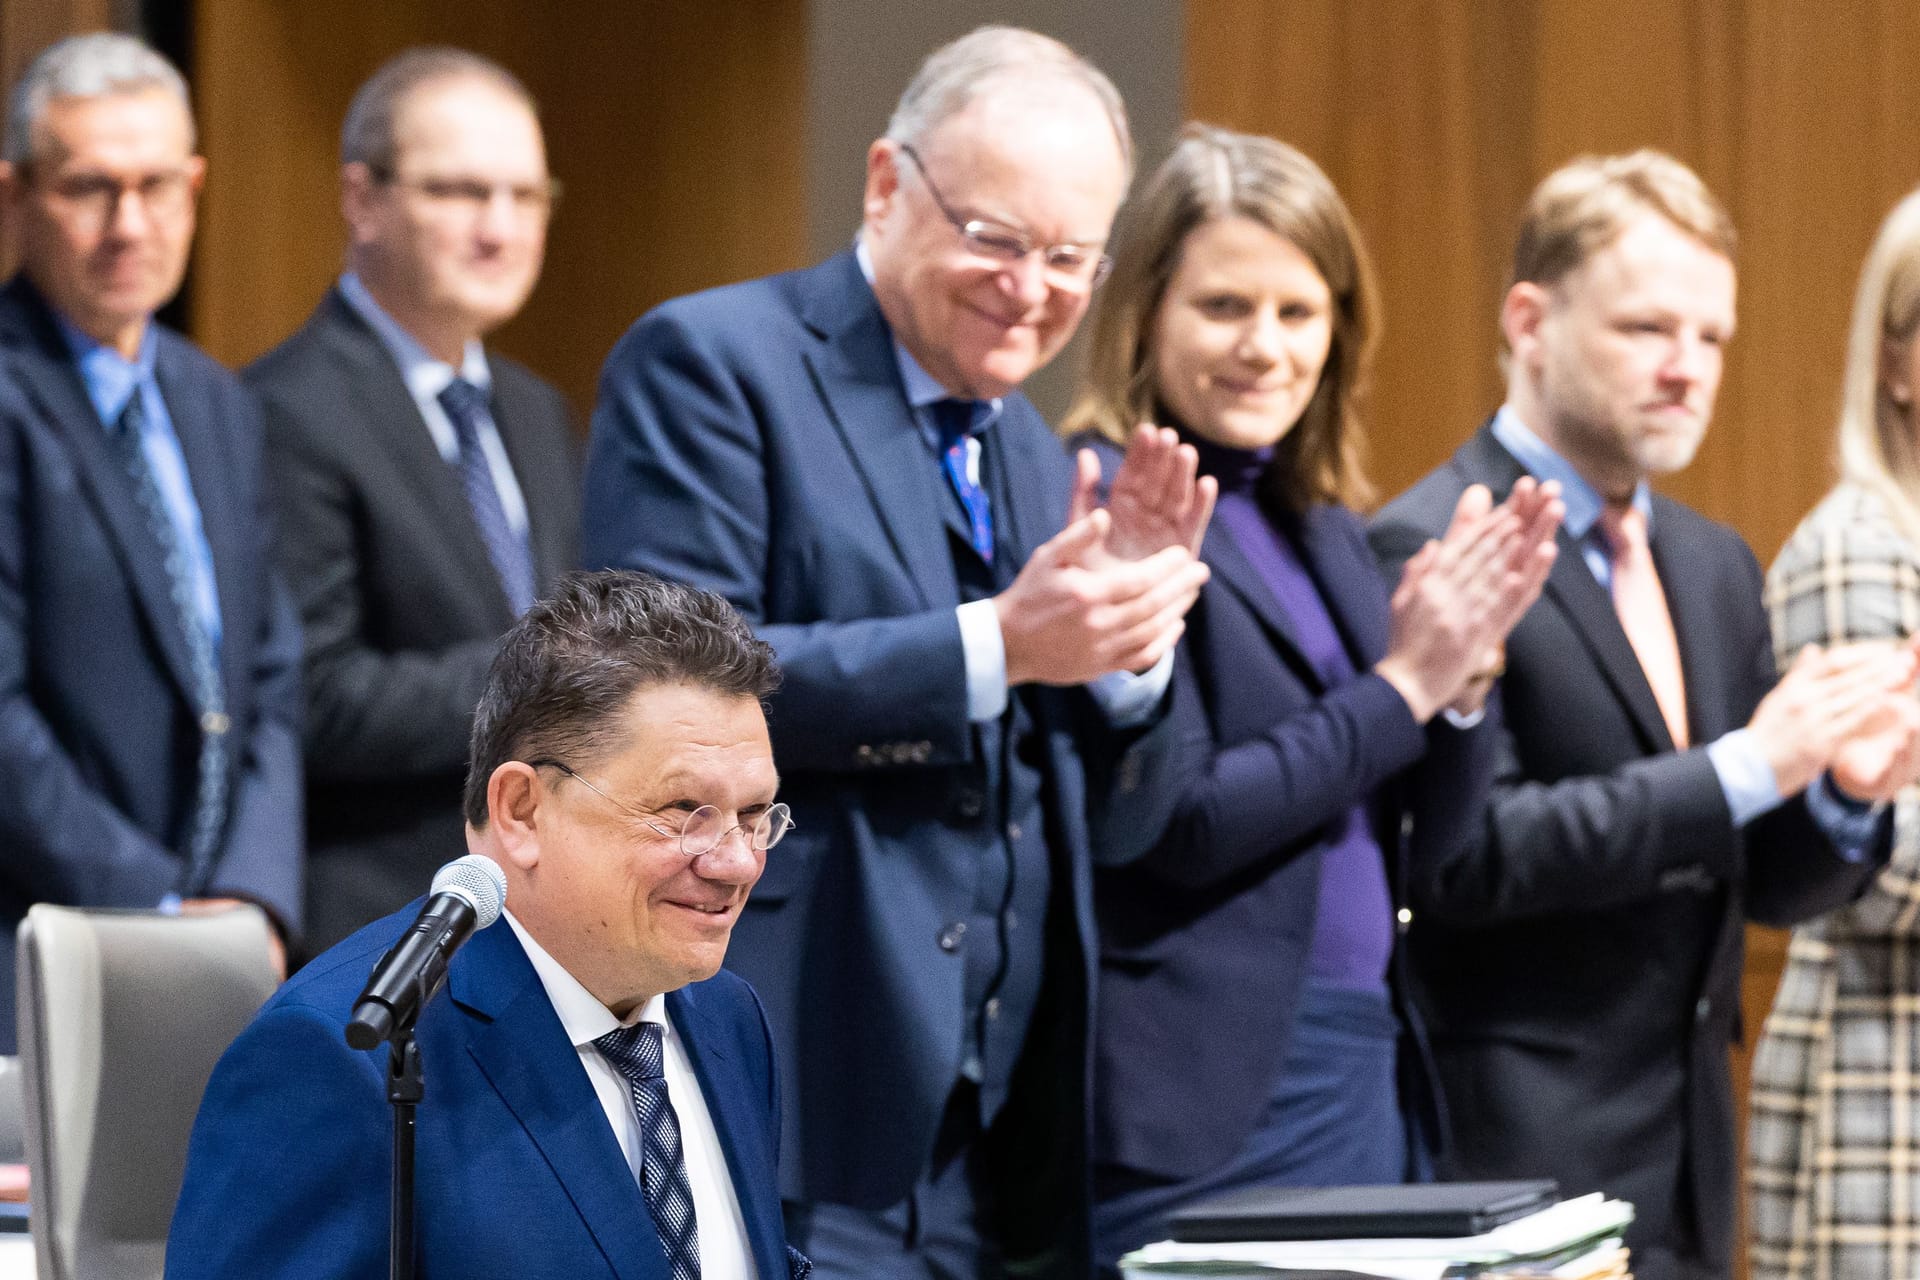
<box><xmin>109</xmin><ymin>391</ymin><xmax>227</xmax><ymax>892</ymax></box>
<box><xmin>437</xmin><ymin>378</ymin><xmax>536</xmax><ymax>615</ymax></box>
<box><xmin>932</xmin><ymin>398</ymin><xmax>993</xmax><ymax>563</ymax></box>
<box><xmin>596</xmin><ymin>1023</ymin><xmax>700</xmax><ymax>1280</ymax></box>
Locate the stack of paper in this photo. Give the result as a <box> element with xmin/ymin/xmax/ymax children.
<box><xmin>1118</xmin><ymin>1192</ymin><xmax>1634</xmax><ymax>1279</ymax></box>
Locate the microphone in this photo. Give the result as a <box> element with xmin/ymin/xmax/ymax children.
<box><xmin>345</xmin><ymin>854</ymin><xmax>506</xmax><ymax>1050</ymax></box>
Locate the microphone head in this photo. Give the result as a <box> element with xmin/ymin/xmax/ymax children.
<box><xmin>430</xmin><ymin>854</ymin><xmax>507</xmax><ymax>928</ymax></box>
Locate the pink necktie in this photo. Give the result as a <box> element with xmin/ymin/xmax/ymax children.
<box><xmin>1599</xmin><ymin>505</ymin><xmax>1689</xmax><ymax>749</ymax></box>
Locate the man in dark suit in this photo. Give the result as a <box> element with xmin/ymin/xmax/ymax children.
<box><xmin>169</xmin><ymin>571</ymin><xmax>809</xmax><ymax>1279</ymax></box>
<box><xmin>0</xmin><ymin>34</ymin><xmax>302</xmax><ymax>1049</ymax></box>
<box><xmin>1371</xmin><ymin>151</ymin><xmax>1920</xmax><ymax>1280</ymax></box>
<box><xmin>249</xmin><ymin>48</ymin><xmax>579</xmax><ymax>952</ymax></box>
<box><xmin>581</xmin><ymin>26</ymin><xmax>1213</xmax><ymax>1278</ymax></box>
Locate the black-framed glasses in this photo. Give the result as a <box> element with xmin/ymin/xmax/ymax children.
<box><xmin>530</xmin><ymin>759</ymin><xmax>792</xmax><ymax>857</ymax></box>
<box><xmin>367</xmin><ymin>164</ymin><xmax>562</xmax><ymax>218</ymax></box>
<box><xmin>895</xmin><ymin>142</ymin><xmax>1112</xmax><ymax>290</ymax></box>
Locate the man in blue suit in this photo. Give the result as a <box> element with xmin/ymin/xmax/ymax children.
<box><xmin>170</xmin><ymin>571</ymin><xmax>809</xmax><ymax>1279</ymax></box>
<box><xmin>0</xmin><ymin>33</ymin><xmax>303</xmax><ymax>1049</ymax></box>
<box><xmin>582</xmin><ymin>25</ymin><xmax>1213</xmax><ymax>1279</ymax></box>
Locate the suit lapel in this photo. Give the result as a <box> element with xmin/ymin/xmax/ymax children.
<box><xmin>490</xmin><ymin>367</ymin><xmax>576</xmax><ymax>591</ymax></box>
<box><xmin>1201</xmin><ymin>519</ymin><xmax>1325</xmax><ymax>692</ymax></box>
<box><xmin>1294</xmin><ymin>505</ymin><xmax>1390</xmax><ymax>668</ymax></box>
<box><xmin>0</xmin><ymin>279</ymin><xmax>199</xmax><ymax>701</ymax></box>
<box><xmin>1650</xmin><ymin>503</ymin><xmax>1730</xmax><ymax>742</ymax></box>
<box><xmin>453</xmin><ymin>924</ymin><xmax>666</xmax><ymax>1280</ymax></box>
<box><xmin>667</xmin><ymin>985</ymin><xmax>789</xmax><ymax>1280</ymax></box>
<box><xmin>797</xmin><ymin>253</ymin><xmax>959</xmax><ymax>608</ymax></box>
<box><xmin>315</xmin><ymin>291</ymin><xmax>516</xmax><ymax>619</ymax></box>
<box><xmin>1456</xmin><ymin>425</ymin><xmax>1676</xmax><ymax>753</ymax></box>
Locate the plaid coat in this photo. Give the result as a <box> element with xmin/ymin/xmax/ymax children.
<box><xmin>1750</xmin><ymin>483</ymin><xmax>1920</xmax><ymax>1280</ymax></box>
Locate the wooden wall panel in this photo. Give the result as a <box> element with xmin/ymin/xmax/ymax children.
<box><xmin>1188</xmin><ymin>4</ymin><xmax>1920</xmax><ymax>1276</ymax></box>
<box><xmin>192</xmin><ymin>0</ymin><xmax>809</xmax><ymax>413</ymax></box>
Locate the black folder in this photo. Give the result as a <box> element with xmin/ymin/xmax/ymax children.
<box><xmin>1168</xmin><ymin>1179</ymin><xmax>1560</xmax><ymax>1243</ymax></box>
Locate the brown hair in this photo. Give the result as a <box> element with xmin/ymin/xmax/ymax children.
<box><xmin>1510</xmin><ymin>149</ymin><xmax>1734</xmax><ymax>291</ymax></box>
<box><xmin>463</xmin><ymin>571</ymin><xmax>779</xmax><ymax>827</ymax></box>
<box><xmin>1061</xmin><ymin>124</ymin><xmax>1378</xmax><ymax>511</ymax></box>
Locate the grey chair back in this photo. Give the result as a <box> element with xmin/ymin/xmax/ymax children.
<box><xmin>17</xmin><ymin>906</ymin><xmax>277</xmax><ymax>1280</ymax></box>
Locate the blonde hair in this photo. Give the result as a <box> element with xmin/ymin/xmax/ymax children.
<box><xmin>1511</xmin><ymin>149</ymin><xmax>1735</xmax><ymax>290</ymax></box>
<box><xmin>1061</xmin><ymin>124</ymin><xmax>1377</xmax><ymax>511</ymax></box>
<box><xmin>1837</xmin><ymin>188</ymin><xmax>1920</xmax><ymax>544</ymax></box>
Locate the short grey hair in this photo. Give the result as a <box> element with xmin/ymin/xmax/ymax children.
<box><xmin>4</xmin><ymin>33</ymin><xmax>192</xmax><ymax>167</ymax></box>
<box><xmin>886</xmin><ymin>26</ymin><xmax>1131</xmax><ymax>175</ymax></box>
<box><xmin>340</xmin><ymin>47</ymin><xmax>536</xmax><ymax>174</ymax></box>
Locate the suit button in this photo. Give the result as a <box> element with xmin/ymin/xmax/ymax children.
<box><xmin>955</xmin><ymin>789</ymin><xmax>985</xmax><ymax>820</ymax></box>
<box><xmin>1395</xmin><ymin>907</ymin><xmax>1413</xmax><ymax>933</ymax></box>
<box><xmin>938</xmin><ymin>922</ymin><xmax>968</xmax><ymax>952</ymax></box>
<box><xmin>200</xmin><ymin>710</ymin><xmax>231</xmax><ymax>736</ymax></box>
<box><xmin>984</xmin><ymin>996</ymin><xmax>1002</xmax><ymax>1020</ymax></box>
<box><xmin>1004</xmin><ymin>909</ymin><xmax>1018</xmax><ymax>932</ymax></box>
<box><xmin>1696</xmin><ymin>997</ymin><xmax>1712</xmax><ymax>1024</ymax></box>
<box><xmin>1007</xmin><ymin>822</ymin><xmax>1023</xmax><ymax>841</ymax></box>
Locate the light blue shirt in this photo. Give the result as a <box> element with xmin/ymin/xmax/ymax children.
<box><xmin>57</xmin><ymin>315</ymin><xmax>222</xmax><ymax>651</ymax></box>
<box><xmin>1491</xmin><ymin>407</ymin><xmax>1878</xmax><ymax>848</ymax></box>
<box><xmin>337</xmin><ymin>272</ymin><xmax>530</xmax><ymax>537</ymax></box>
<box><xmin>854</xmin><ymin>241</ymin><xmax>1171</xmax><ymax>726</ymax></box>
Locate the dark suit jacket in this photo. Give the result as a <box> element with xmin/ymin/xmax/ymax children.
<box><xmin>1091</xmin><ymin>479</ymin><xmax>1497</xmax><ymax>1184</ymax></box>
<box><xmin>247</xmin><ymin>288</ymin><xmax>579</xmax><ymax>952</ymax></box>
<box><xmin>580</xmin><ymin>250</ymin><xmax>1181</xmax><ymax>1271</ymax></box>
<box><xmin>0</xmin><ymin>275</ymin><xmax>302</xmax><ymax>1053</ymax></box>
<box><xmin>1369</xmin><ymin>423</ymin><xmax>1890</xmax><ymax>1276</ymax></box>
<box><xmin>167</xmin><ymin>903</ymin><xmax>798</xmax><ymax>1279</ymax></box>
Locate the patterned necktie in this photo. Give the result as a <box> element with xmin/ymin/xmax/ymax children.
<box><xmin>108</xmin><ymin>390</ymin><xmax>228</xmax><ymax>891</ymax></box>
<box><xmin>437</xmin><ymin>378</ymin><xmax>537</xmax><ymax>615</ymax></box>
<box><xmin>1598</xmin><ymin>505</ymin><xmax>1690</xmax><ymax>748</ymax></box>
<box><xmin>931</xmin><ymin>398</ymin><xmax>993</xmax><ymax>563</ymax></box>
<box><xmin>595</xmin><ymin>1022</ymin><xmax>701</xmax><ymax>1280</ymax></box>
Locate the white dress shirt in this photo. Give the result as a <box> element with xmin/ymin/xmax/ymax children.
<box><xmin>503</xmin><ymin>912</ymin><xmax>758</xmax><ymax>1279</ymax></box>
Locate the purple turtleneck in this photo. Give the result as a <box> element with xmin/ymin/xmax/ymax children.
<box><xmin>1192</xmin><ymin>434</ymin><xmax>1393</xmax><ymax>993</ymax></box>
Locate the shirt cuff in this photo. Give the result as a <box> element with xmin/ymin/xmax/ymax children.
<box><xmin>957</xmin><ymin>599</ymin><xmax>1009</xmax><ymax>723</ymax></box>
<box><xmin>1803</xmin><ymin>772</ymin><xmax>1884</xmax><ymax>863</ymax></box>
<box><xmin>157</xmin><ymin>892</ymin><xmax>184</xmax><ymax>915</ymax></box>
<box><xmin>1087</xmin><ymin>650</ymin><xmax>1175</xmax><ymax>728</ymax></box>
<box><xmin>1441</xmin><ymin>704</ymin><xmax>1488</xmax><ymax>730</ymax></box>
<box><xmin>1706</xmin><ymin>728</ymin><xmax>1786</xmax><ymax>827</ymax></box>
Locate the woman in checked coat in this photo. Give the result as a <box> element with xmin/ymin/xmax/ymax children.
<box><xmin>1749</xmin><ymin>187</ymin><xmax>1920</xmax><ymax>1280</ymax></box>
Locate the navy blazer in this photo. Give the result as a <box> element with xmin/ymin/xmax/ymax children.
<box><xmin>0</xmin><ymin>276</ymin><xmax>302</xmax><ymax>1052</ymax></box>
<box><xmin>1370</xmin><ymin>424</ymin><xmax>1892</xmax><ymax>1274</ymax></box>
<box><xmin>1087</xmin><ymin>460</ymin><xmax>1495</xmax><ymax>1183</ymax></box>
<box><xmin>581</xmin><ymin>251</ymin><xmax>1181</xmax><ymax>1263</ymax></box>
<box><xmin>168</xmin><ymin>903</ymin><xmax>797</xmax><ymax>1279</ymax></box>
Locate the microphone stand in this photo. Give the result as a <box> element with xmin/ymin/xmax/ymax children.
<box><xmin>387</xmin><ymin>1033</ymin><xmax>423</xmax><ymax>1280</ymax></box>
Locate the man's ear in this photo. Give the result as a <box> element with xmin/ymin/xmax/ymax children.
<box><xmin>862</xmin><ymin>138</ymin><xmax>903</xmax><ymax>227</ymax></box>
<box><xmin>1501</xmin><ymin>281</ymin><xmax>1552</xmax><ymax>375</ymax></box>
<box><xmin>486</xmin><ymin>761</ymin><xmax>544</xmax><ymax>871</ymax></box>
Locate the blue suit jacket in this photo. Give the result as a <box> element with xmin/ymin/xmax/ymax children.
<box><xmin>0</xmin><ymin>275</ymin><xmax>302</xmax><ymax>1052</ymax></box>
<box><xmin>168</xmin><ymin>903</ymin><xmax>797</xmax><ymax>1279</ymax></box>
<box><xmin>580</xmin><ymin>251</ymin><xmax>1182</xmax><ymax>1261</ymax></box>
<box><xmin>1087</xmin><ymin>474</ymin><xmax>1497</xmax><ymax>1183</ymax></box>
